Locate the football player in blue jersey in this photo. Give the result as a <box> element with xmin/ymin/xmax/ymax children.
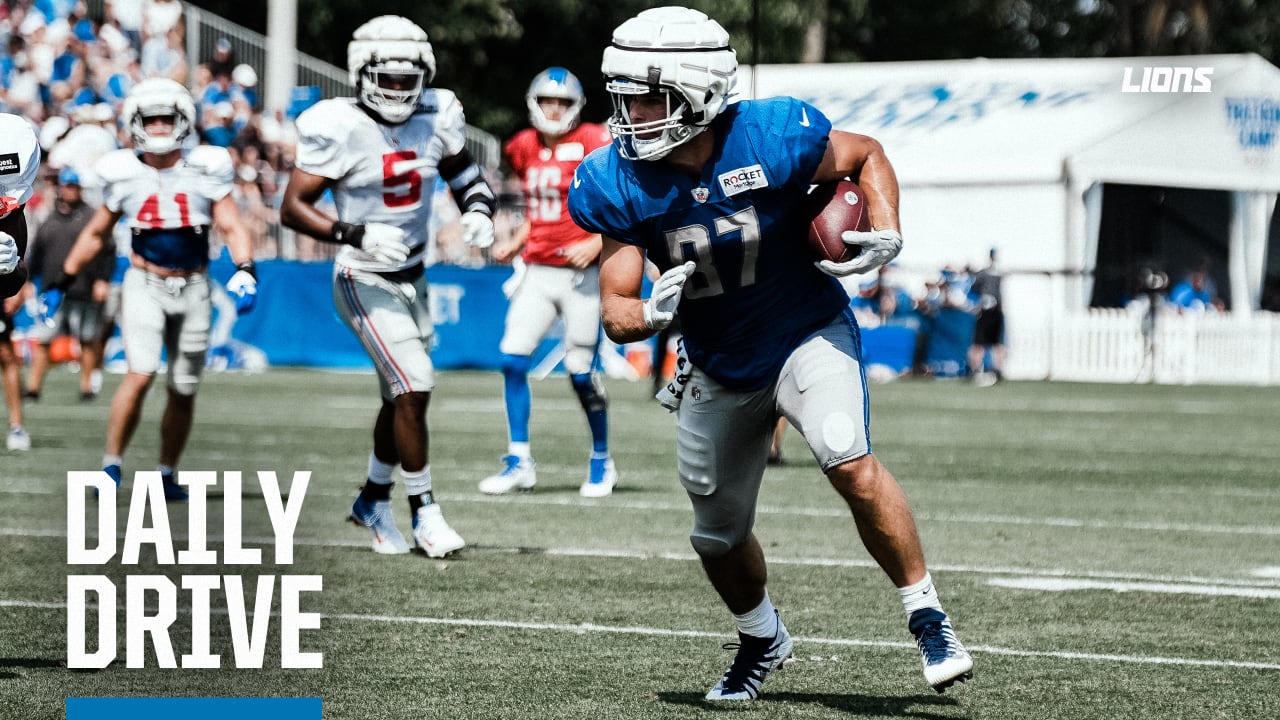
<box><xmin>568</xmin><ymin>6</ymin><xmax>972</xmax><ymax>701</ymax></box>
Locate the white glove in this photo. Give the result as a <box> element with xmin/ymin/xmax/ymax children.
<box><xmin>816</xmin><ymin>228</ymin><xmax>903</xmax><ymax>277</ymax></box>
<box><xmin>361</xmin><ymin>223</ymin><xmax>411</xmax><ymax>264</ymax></box>
<box><xmin>459</xmin><ymin>211</ymin><xmax>495</xmax><ymax>249</ymax></box>
<box><xmin>0</xmin><ymin>231</ymin><xmax>17</xmax><ymax>274</ymax></box>
<box><xmin>643</xmin><ymin>261</ymin><xmax>696</xmax><ymax>331</ymax></box>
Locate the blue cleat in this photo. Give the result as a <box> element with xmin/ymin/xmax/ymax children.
<box><xmin>705</xmin><ymin>611</ymin><xmax>793</xmax><ymax>701</ymax></box>
<box><xmin>160</xmin><ymin>469</ymin><xmax>188</xmax><ymax>502</ymax></box>
<box><xmin>909</xmin><ymin>608</ymin><xmax>973</xmax><ymax>693</ymax></box>
<box><xmin>95</xmin><ymin>464</ymin><xmax>123</xmax><ymax>499</ymax></box>
<box><xmin>579</xmin><ymin>457</ymin><xmax>617</xmax><ymax>498</ymax></box>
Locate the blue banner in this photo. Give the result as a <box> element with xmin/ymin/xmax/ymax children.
<box><xmin>67</xmin><ymin>697</ymin><xmax>321</xmax><ymax>720</ymax></box>
<box><xmin>208</xmin><ymin>259</ymin><xmax>512</xmax><ymax>371</ymax></box>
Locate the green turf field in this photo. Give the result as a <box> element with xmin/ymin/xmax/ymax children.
<box><xmin>2</xmin><ymin>368</ymin><xmax>1278</xmax><ymax>719</ymax></box>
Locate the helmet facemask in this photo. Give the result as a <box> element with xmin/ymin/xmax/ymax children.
<box><xmin>347</xmin><ymin>15</ymin><xmax>436</xmax><ymax>125</ymax></box>
<box><xmin>605</xmin><ymin>79</ymin><xmax>701</xmax><ymax>161</ymax></box>
<box><xmin>358</xmin><ymin>60</ymin><xmax>426</xmax><ymax>124</ymax></box>
<box><xmin>131</xmin><ymin>111</ymin><xmax>189</xmax><ymax>154</ymax></box>
<box><xmin>123</xmin><ymin>78</ymin><xmax>197</xmax><ymax>154</ymax></box>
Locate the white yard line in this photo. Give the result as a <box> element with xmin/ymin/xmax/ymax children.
<box><xmin>6</xmin><ymin>525</ymin><xmax>1280</xmax><ymax>591</ymax></box>
<box><xmin>4</xmin><ymin>598</ymin><xmax>1277</xmax><ymax>672</ymax></box>
<box><xmin>988</xmin><ymin>576</ymin><xmax>1280</xmax><ymax>599</ymax></box>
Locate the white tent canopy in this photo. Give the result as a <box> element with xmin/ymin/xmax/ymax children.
<box><xmin>746</xmin><ymin>54</ymin><xmax>1280</xmax><ymax>314</ymax></box>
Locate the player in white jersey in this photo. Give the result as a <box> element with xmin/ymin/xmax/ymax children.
<box><xmin>52</xmin><ymin>78</ymin><xmax>259</xmax><ymax>500</ymax></box>
<box><xmin>0</xmin><ymin>113</ymin><xmax>41</xmax><ymax>300</ymax></box>
<box><xmin>0</xmin><ymin>113</ymin><xmax>40</xmax><ymax>451</ymax></box>
<box><xmin>281</xmin><ymin>15</ymin><xmax>496</xmax><ymax>558</ymax></box>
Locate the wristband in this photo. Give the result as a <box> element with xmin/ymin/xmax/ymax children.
<box><xmin>330</xmin><ymin>221</ymin><xmax>366</xmax><ymax>247</ymax></box>
<box><xmin>235</xmin><ymin>261</ymin><xmax>257</xmax><ymax>280</ymax></box>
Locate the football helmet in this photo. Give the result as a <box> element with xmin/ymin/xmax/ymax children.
<box><xmin>122</xmin><ymin>78</ymin><xmax>197</xmax><ymax>154</ymax></box>
<box><xmin>602</xmin><ymin>7</ymin><xmax>738</xmax><ymax>160</ymax></box>
<box><xmin>348</xmin><ymin>15</ymin><xmax>436</xmax><ymax>124</ymax></box>
<box><xmin>526</xmin><ymin>67</ymin><xmax>585</xmax><ymax>136</ymax></box>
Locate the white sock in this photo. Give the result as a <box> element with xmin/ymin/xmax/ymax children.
<box><xmin>102</xmin><ymin>454</ymin><xmax>123</xmax><ymax>469</ymax></box>
<box><xmin>899</xmin><ymin>572</ymin><xmax>944</xmax><ymax>616</ymax></box>
<box><xmin>367</xmin><ymin>453</ymin><xmax>395</xmax><ymax>485</ymax></box>
<box><xmin>402</xmin><ymin>466</ymin><xmax>432</xmax><ymax>497</ymax></box>
<box><xmin>733</xmin><ymin>592</ymin><xmax>780</xmax><ymax>639</ymax></box>
<box><xmin>156</xmin><ymin>464</ymin><xmax>174</xmax><ymax>478</ymax></box>
<box><xmin>508</xmin><ymin>442</ymin><xmax>531</xmax><ymax>460</ymax></box>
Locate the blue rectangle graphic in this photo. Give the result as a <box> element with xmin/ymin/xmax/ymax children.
<box><xmin>67</xmin><ymin>697</ymin><xmax>321</xmax><ymax>720</ymax></box>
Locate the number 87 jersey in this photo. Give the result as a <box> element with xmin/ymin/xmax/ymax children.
<box><xmin>568</xmin><ymin>97</ymin><xmax>852</xmax><ymax>392</ymax></box>
<box><xmin>294</xmin><ymin>91</ymin><xmax>468</xmax><ymax>272</ymax></box>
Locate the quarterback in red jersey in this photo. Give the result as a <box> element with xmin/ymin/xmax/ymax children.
<box><xmin>478</xmin><ymin>67</ymin><xmax>618</xmax><ymax>498</ymax></box>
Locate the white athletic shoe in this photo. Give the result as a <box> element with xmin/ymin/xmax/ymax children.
<box><xmin>478</xmin><ymin>454</ymin><xmax>536</xmax><ymax>494</ymax></box>
<box><xmin>579</xmin><ymin>457</ymin><xmax>617</xmax><ymax>498</ymax></box>
<box><xmin>910</xmin><ymin>608</ymin><xmax>974</xmax><ymax>693</ymax></box>
<box><xmin>349</xmin><ymin>495</ymin><xmax>411</xmax><ymax>555</ymax></box>
<box><xmin>412</xmin><ymin>504</ymin><xmax>466</xmax><ymax>558</ymax></box>
<box><xmin>6</xmin><ymin>426</ymin><xmax>31</xmax><ymax>452</ymax></box>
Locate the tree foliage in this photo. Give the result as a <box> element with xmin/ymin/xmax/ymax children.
<box><xmin>185</xmin><ymin>0</ymin><xmax>1279</xmax><ymax>141</ymax></box>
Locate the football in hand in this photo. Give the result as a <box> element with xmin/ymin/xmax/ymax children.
<box><xmin>805</xmin><ymin>179</ymin><xmax>871</xmax><ymax>264</ymax></box>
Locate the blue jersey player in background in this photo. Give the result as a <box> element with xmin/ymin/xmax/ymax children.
<box><xmin>568</xmin><ymin>6</ymin><xmax>972</xmax><ymax>701</ymax></box>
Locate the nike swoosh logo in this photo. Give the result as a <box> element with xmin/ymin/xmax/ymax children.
<box><xmin>799</xmin><ymin>107</ymin><xmax>811</xmax><ymax>127</ymax></box>
<box><xmin>572</xmin><ymin>173</ymin><xmax>582</xmax><ymax>189</ymax></box>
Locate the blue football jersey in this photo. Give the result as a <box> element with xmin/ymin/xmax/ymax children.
<box><xmin>569</xmin><ymin>97</ymin><xmax>852</xmax><ymax>391</ymax></box>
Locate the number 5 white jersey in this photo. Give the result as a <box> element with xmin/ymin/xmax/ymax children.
<box><xmin>294</xmin><ymin>90</ymin><xmax>468</xmax><ymax>273</ymax></box>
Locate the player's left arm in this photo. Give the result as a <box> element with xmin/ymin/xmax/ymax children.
<box><xmin>812</xmin><ymin>130</ymin><xmax>900</xmax><ymax>232</ymax></box>
<box><xmin>598</xmin><ymin>236</ymin><xmax>650</xmax><ymax>343</ymax></box>
<box><xmin>440</xmin><ymin>149</ymin><xmax>497</xmax><ymax>248</ymax></box>
<box><xmin>211</xmin><ymin>194</ymin><xmax>254</xmax><ymax>266</ymax></box>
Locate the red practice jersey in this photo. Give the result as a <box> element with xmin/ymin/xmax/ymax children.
<box><xmin>503</xmin><ymin>122</ymin><xmax>611</xmax><ymax>266</ymax></box>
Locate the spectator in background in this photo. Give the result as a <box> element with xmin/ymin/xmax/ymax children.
<box><xmin>23</xmin><ymin>166</ymin><xmax>112</xmax><ymax>402</ymax></box>
<box><xmin>1168</xmin><ymin>260</ymin><xmax>1222</xmax><ymax>313</ymax></box>
<box><xmin>142</xmin><ymin>0</ymin><xmax>182</xmax><ymax>42</ymax></box>
<box><xmin>232</xmin><ymin>63</ymin><xmax>258</xmax><ymax>110</ymax></box>
<box><xmin>967</xmin><ymin>247</ymin><xmax>1005</xmax><ymax>385</ymax></box>
<box><xmin>106</xmin><ymin>0</ymin><xmax>145</xmax><ymax>52</ymax></box>
<box><xmin>201</xmin><ymin>100</ymin><xmax>236</xmax><ymax>146</ymax></box>
<box><xmin>206</xmin><ymin>37</ymin><xmax>235</xmax><ymax>78</ymax></box>
<box><xmin>140</xmin><ymin>25</ymin><xmax>186</xmax><ymax>83</ymax></box>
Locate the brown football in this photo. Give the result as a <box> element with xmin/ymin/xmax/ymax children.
<box><xmin>805</xmin><ymin>179</ymin><xmax>871</xmax><ymax>263</ymax></box>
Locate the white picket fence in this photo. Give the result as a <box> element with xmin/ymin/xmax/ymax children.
<box><xmin>1006</xmin><ymin>308</ymin><xmax>1280</xmax><ymax>385</ymax></box>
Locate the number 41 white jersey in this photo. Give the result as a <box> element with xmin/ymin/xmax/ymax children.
<box><xmin>295</xmin><ymin>91</ymin><xmax>468</xmax><ymax>273</ymax></box>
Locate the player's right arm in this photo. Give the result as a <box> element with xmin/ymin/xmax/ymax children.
<box><xmin>279</xmin><ymin>168</ymin><xmax>338</xmax><ymax>240</ymax></box>
<box><xmin>598</xmin><ymin>236</ymin><xmax>650</xmax><ymax>343</ymax></box>
<box><xmin>63</xmin><ymin>206</ymin><xmax>123</xmax><ymax>279</ymax></box>
<box><xmin>492</xmin><ymin>217</ymin><xmax>530</xmax><ymax>264</ymax></box>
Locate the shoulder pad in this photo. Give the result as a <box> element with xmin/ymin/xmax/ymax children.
<box><xmin>296</xmin><ymin>98</ymin><xmax>362</xmax><ymax>143</ymax></box>
<box><xmin>95</xmin><ymin>148</ymin><xmax>145</xmax><ymax>184</ymax></box>
<box><xmin>186</xmin><ymin>145</ymin><xmax>234</xmax><ymax>177</ymax></box>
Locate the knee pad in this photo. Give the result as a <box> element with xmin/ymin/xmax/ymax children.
<box><xmin>689</xmin><ymin>532</ymin><xmax>734</xmax><ymax>559</ymax></box>
<box><xmin>501</xmin><ymin>353</ymin><xmax>533</xmax><ymax>380</ymax></box>
<box><xmin>570</xmin><ymin>373</ymin><xmax>607</xmax><ymax>413</ymax></box>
